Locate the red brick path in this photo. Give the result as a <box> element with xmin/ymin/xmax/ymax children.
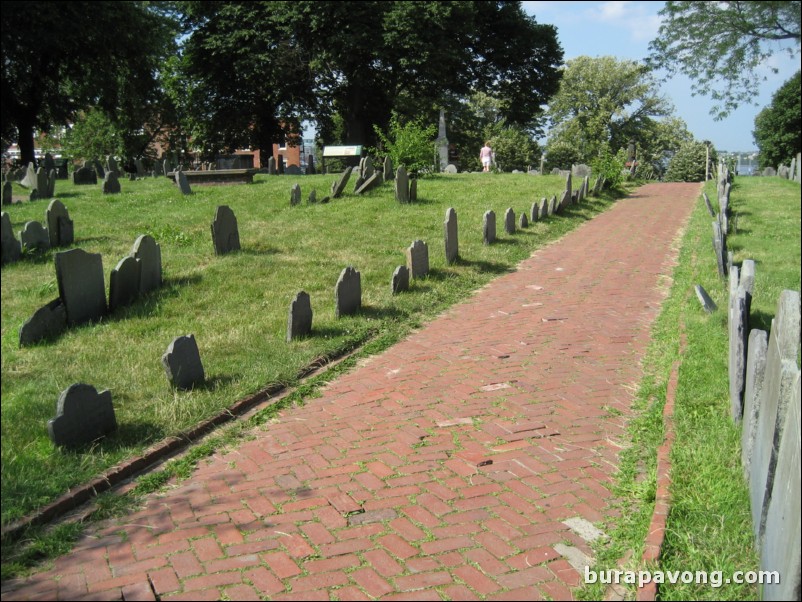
<box><xmin>2</xmin><ymin>183</ymin><xmax>700</xmax><ymax>601</ymax></box>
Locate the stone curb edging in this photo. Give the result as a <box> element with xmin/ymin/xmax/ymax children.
<box><xmin>0</xmin><ymin>342</ymin><xmax>367</xmax><ymax>545</ymax></box>
<box><xmin>636</xmin><ymin>329</ymin><xmax>686</xmax><ymax>601</ymax></box>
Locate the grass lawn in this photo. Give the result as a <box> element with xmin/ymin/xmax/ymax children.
<box><xmin>577</xmin><ymin>175</ymin><xmax>800</xmax><ymax>601</ymax></box>
<box><xmin>2</xmin><ymin>170</ymin><xmax>612</xmax><ymax>574</ymax></box>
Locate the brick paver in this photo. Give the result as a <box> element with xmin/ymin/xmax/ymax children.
<box><xmin>2</xmin><ymin>183</ymin><xmax>699</xmax><ymax>600</ymax></box>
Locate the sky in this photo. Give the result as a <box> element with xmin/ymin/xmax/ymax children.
<box><xmin>522</xmin><ymin>0</ymin><xmax>801</xmax><ymax>152</ymax></box>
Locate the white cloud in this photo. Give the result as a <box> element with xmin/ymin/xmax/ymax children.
<box><xmin>590</xmin><ymin>1</ymin><xmax>662</xmax><ymax>42</ymax></box>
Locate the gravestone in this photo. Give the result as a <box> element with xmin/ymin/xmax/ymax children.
<box><xmin>134</xmin><ymin>159</ymin><xmax>145</xmax><ymax>178</ymax></box>
<box><xmin>48</xmin><ymin>384</ymin><xmax>116</xmax><ymax>448</ymax></box>
<box><xmin>383</xmin><ymin>156</ymin><xmax>394</xmax><ymax>181</ymax></box>
<box><xmin>361</xmin><ymin>156</ymin><xmax>375</xmax><ymax>180</ymax></box>
<box><xmin>391</xmin><ymin>265</ymin><xmax>409</xmax><ymax>295</ymax></box>
<box><xmin>530</xmin><ymin>201</ymin><xmax>540</xmax><ymax>223</ymax></box>
<box><xmin>3</xmin><ymin>180</ymin><xmax>11</xmax><ymax>205</ymax></box>
<box><xmin>92</xmin><ymin>158</ymin><xmax>105</xmax><ymax>179</ymax></box>
<box><xmin>175</xmin><ymin>170</ymin><xmax>192</xmax><ymax>195</ymax></box>
<box><xmin>694</xmin><ymin>285</ymin><xmax>717</xmax><ymax>313</ymax></box>
<box><xmin>395</xmin><ymin>166</ymin><xmax>409</xmax><ymax>203</ymax></box>
<box><xmin>20</xmin><ymin>163</ymin><xmax>37</xmax><ymax>189</ymax></box>
<box><xmin>558</xmin><ymin>190</ymin><xmax>571</xmax><ymax>213</ymax></box>
<box><xmin>405</xmin><ymin>240</ymin><xmax>429</xmax><ymax>279</ymax></box>
<box><xmin>20</xmin><ymin>221</ymin><xmax>50</xmax><ymax>251</ymax></box>
<box><xmin>762</xmin><ymin>167</ymin><xmax>776</xmax><ymax>177</ymax></box>
<box><xmin>290</xmin><ymin>183</ymin><xmax>302</xmax><ymax>206</ymax></box>
<box><xmin>36</xmin><ymin>168</ymin><xmax>48</xmax><ymax>199</ymax></box>
<box><xmin>444</xmin><ymin>207</ymin><xmax>458</xmax><ymax>264</ymax></box>
<box><xmin>19</xmin><ymin>298</ymin><xmax>67</xmax><ymax>347</ymax></box>
<box><xmin>712</xmin><ymin>221</ymin><xmax>726</xmax><ymax>278</ymax></box>
<box><xmin>504</xmin><ymin>208</ymin><xmax>515</xmax><ymax>234</ymax></box>
<box><xmin>47</xmin><ymin>169</ymin><xmax>56</xmax><ymax>197</ymax></box>
<box><xmin>572</xmin><ymin>164</ymin><xmax>590</xmax><ymax>177</ymax></box>
<box><xmin>278</xmin><ymin>155</ymin><xmax>285</xmax><ymax>175</ymax></box>
<box><xmin>548</xmin><ymin>196</ymin><xmax>557</xmax><ymax>216</ymax></box>
<box><xmin>285</xmin><ymin>165</ymin><xmax>302</xmax><ymax>176</ymax></box>
<box><xmin>131</xmin><ymin>234</ymin><xmax>162</xmax><ymax>294</ymax></box>
<box><xmin>331</xmin><ymin>166</ymin><xmax>353</xmax><ymax>198</ymax></box>
<box><xmin>355</xmin><ymin>172</ymin><xmax>382</xmax><ymax>195</ymax></box>
<box><xmin>760</xmin><ymin>370</ymin><xmax>801</xmax><ymax>602</ymax></box>
<box><xmin>592</xmin><ymin>176</ymin><xmax>603</xmax><ymax>196</ymax></box>
<box><xmin>335</xmin><ymin>266</ymin><xmax>361</xmax><ymax>317</ymax></box>
<box><xmin>308</xmin><ymin>189</ymin><xmax>317</xmax><ymax>204</ymax></box>
<box><xmin>46</xmin><ymin>199</ymin><xmax>74</xmax><ymax>248</ymax></box>
<box><xmin>109</xmin><ymin>255</ymin><xmax>142</xmax><ymax>312</ymax></box>
<box><xmin>43</xmin><ymin>153</ymin><xmax>55</xmax><ymax>174</ymax></box>
<box><xmin>519</xmin><ymin>212</ymin><xmax>528</xmax><ymax>229</ymax></box>
<box><xmin>409</xmin><ymin>179</ymin><xmax>417</xmax><ymax>202</ymax></box>
<box><xmin>702</xmin><ymin>192</ymin><xmax>715</xmax><ymax>217</ymax></box>
<box><xmin>741</xmin><ymin>329</ymin><xmax>768</xmax><ymax>480</ymax></box>
<box><xmin>106</xmin><ymin>155</ymin><xmax>119</xmax><ymax>177</ymax></box>
<box><xmin>163</xmin><ymin>158</ymin><xmax>171</xmax><ymax>177</ymax></box>
<box><xmin>211</xmin><ymin>205</ymin><xmax>241</xmax><ymax>255</ymax></box>
<box><xmin>1</xmin><ymin>212</ymin><xmax>22</xmax><ymax>264</ymax></box>
<box><xmin>55</xmin><ymin>248</ymin><xmax>107</xmax><ymax>326</ymax></box>
<box><xmin>729</xmin><ymin>284</ymin><xmax>749</xmax><ymax>421</ymax></box>
<box><xmin>268</xmin><ymin>156</ymin><xmax>277</xmax><ymax>175</ymax></box>
<box><xmin>539</xmin><ymin>198</ymin><xmax>548</xmax><ymax>219</ymax></box>
<box><xmin>483</xmin><ymin>210</ymin><xmax>496</xmax><ymax>245</ymax></box>
<box><xmin>306</xmin><ymin>154</ymin><xmax>316</xmax><ymax>175</ymax></box>
<box><xmin>444</xmin><ymin>164</ymin><xmax>458</xmax><ymax>174</ymax></box>
<box><xmin>777</xmin><ymin>165</ymin><xmax>790</xmax><ymax>179</ymax></box>
<box><xmin>286</xmin><ymin>291</ymin><xmax>313</xmax><ymax>342</ymax></box>
<box><xmin>749</xmin><ymin>290</ymin><xmax>801</xmax><ymax>546</ymax></box>
<box><xmin>73</xmin><ymin>165</ymin><xmax>97</xmax><ymax>185</ymax></box>
<box><xmin>564</xmin><ymin>172</ymin><xmax>572</xmax><ymax>196</ymax></box>
<box><xmin>103</xmin><ymin>170</ymin><xmax>121</xmax><ymax>194</ymax></box>
<box><xmin>162</xmin><ymin>334</ymin><xmax>205</xmax><ymax>390</ymax></box>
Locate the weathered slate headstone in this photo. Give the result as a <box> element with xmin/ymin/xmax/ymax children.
<box><xmin>694</xmin><ymin>285</ymin><xmax>717</xmax><ymax>313</ymax></box>
<box><xmin>308</xmin><ymin>189</ymin><xmax>317</xmax><ymax>204</ymax></box>
<box><xmin>306</xmin><ymin>154</ymin><xmax>316</xmax><ymax>175</ymax></box>
<box><xmin>46</xmin><ymin>199</ymin><xmax>74</xmax><ymax>248</ymax></box>
<box><xmin>19</xmin><ymin>298</ymin><xmax>67</xmax><ymax>346</ymax></box>
<box><xmin>519</xmin><ymin>212</ymin><xmax>528</xmax><ymax>229</ymax></box>
<box><xmin>36</xmin><ymin>167</ymin><xmax>48</xmax><ymax>198</ymax></box>
<box><xmin>335</xmin><ymin>266</ymin><xmax>361</xmax><ymax>317</ymax></box>
<box><xmin>109</xmin><ymin>256</ymin><xmax>142</xmax><ymax>312</ymax></box>
<box><xmin>134</xmin><ymin>158</ymin><xmax>145</xmax><ymax>177</ymax></box>
<box><xmin>211</xmin><ymin>205</ymin><xmax>240</xmax><ymax>256</ymax></box>
<box><xmin>409</xmin><ymin>178</ymin><xmax>417</xmax><ymax>202</ymax></box>
<box><xmin>548</xmin><ymin>196</ymin><xmax>558</xmax><ymax>216</ymax></box>
<box><xmin>760</xmin><ymin>369</ymin><xmax>801</xmax><ymax>602</ymax></box>
<box><xmin>55</xmin><ymin>248</ymin><xmax>107</xmax><ymax>326</ymax></box>
<box><xmin>102</xmin><ymin>170</ymin><xmax>121</xmax><ymax>194</ymax></box>
<box><xmin>383</xmin><ymin>156</ymin><xmax>394</xmax><ymax>181</ymax></box>
<box><xmin>48</xmin><ymin>384</ymin><xmax>116</xmax><ymax>448</ymax></box>
<box><xmin>20</xmin><ymin>221</ymin><xmax>50</xmax><ymax>251</ymax></box>
<box><xmin>1</xmin><ymin>212</ymin><xmax>22</xmax><ymax>264</ymax></box>
<box><xmin>391</xmin><ymin>265</ymin><xmax>409</xmax><ymax>295</ymax></box>
<box><xmin>106</xmin><ymin>155</ymin><xmax>119</xmax><ymax>177</ymax></box>
<box><xmin>3</xmin><ymin>180</ymin><xmax>11</xmax><ymax>205</ymax></box>
<box><xmin>592</xmin><ymin>176</ymin><xmax>603</xmax><ymax>196</ymax></box>
<box><xmin>20</xmin><ymin>163</ymin><xmax>37</xmax><ymax>189</ymax></box>
<box><xmin>73</xmin><ymin>165</ymin><xmax>98</xmax><ymax>185</ymax></box>
<box><xmin>286</xmin><ymin>291</ymin><xmax>313</xmax><ymax>342</ymax></box>
<box><xmin>712</xmin><ymin>221</ymin><xmax>726</xmax><ymax>278</ymax></box>
<box><xmin>163</xmin><ymin>158</ymin><xmax>171</xmax><ymax>177</ymax></box>
<box><xmin>268</xmin><ymin>156</ymin><xmax>277</xmax><ymax>175</ymax></box>
<box><xmin>530</xmin><ymin>201</ymin><xmax>539</xmax><ymax>223</ymax></box>
<box><xmin>47</xmin><ymin>169</ymin><xmax>56</xmax><ymax>197</ymax></box>
<box><xmin>355</xmin><ymin>172</ymin><xmax>382</xmax><ymax>195</ymax></box>
<box><xmin>558</xmin><ymin>190</ymin><xmax>571</xmax><ymax>213</ymax></box>
<box><xmin>43</xmin><ymin>153</ymin><xmax>56</xmax><ymax>174</ymax></box>
<box><xmin>131</xmin><ymin>234</ymin><xmax>162</xmax><ymax>294</ymax></box>
<box><xmin>290</xmin><ymin>183</ymin><xmax>302</xmax><ymax>206</ymax></box>
<box><xmin>444</xmin><ymin>208</ymin><xmax>458</xmax><ymax>265</ymax></box>
<box><xmin>749</xmin><ymin>290</ymin><xmax>801</xmax><ymax>546</ymax></box>
<box><xmin>162</xmin><ymin>334</ymin><xmax>205</xmax><ymax>390</ymax></box>
<box><xmin>331</xmin><ymin>166</ymin><xmax>353</xmax><ymax>198</ymax></box>
<box><xmin>405</xmin><ymin>240</ymin><xmax>429</xmax><ymax>279</ymax></box>
<box><xmin>741</xmin><ymin>329</ymin><xmax>768</xmax><ymax>480</ymax></box>
<box><xmin>92</xmin><ymin>158</ymin><xmax>106</xmax><ymax>179</ymax></box>
<box><xmin>395</xmin><ymin>166</ymin><xmax>409</xmax><ymax>203</ymax></box>
<box><xmin>729</xmin><ymin>284</ymin><xmax>749</xmax><ymax>421</ymax></box>
<box><xmin>483</xmin><ymin>210</ymin><xmax>496</xmax><ymax>245</ymax></box>
<box><xmin>777</xmin><ymin>165</ymin><xmax>790</xmax><ymax>179</ymax></box>
<box><xmin>285</xmin><ymin>165</ymin><xmax>302</xmax><ymax>176</ymax></box>
<box><xmin>278</xmin><ymin>155</ymin><xmax>285</xmax><ymax>175</ymax></box>
<box><xmin>175</xmin><ymin>169</ymin><xmax>192</xmax><ymax>195</ymax></box>
<box><xmin>539</xmin><ymin>198</ymin><xmax>548</xmax><ymax>219</ymax></box>
<box><xmin>361</xmin><ymin>156</ymin><xmax>375</xmax><ymax>180</ymax></box>
<box><xmin>504</xmin><ymin>208</ymin><xmax>515</xmax><ymax>234</ymax></box>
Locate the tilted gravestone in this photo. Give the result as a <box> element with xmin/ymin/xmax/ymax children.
<box><xmin>694</xmin><ymin>285</ymin><xmax>717</xmax><ymax>313</ymax></box>
<box><xmin>19</xmin><ymin>298</ymin><xmax>67</xmax><ymax>347</ymax></box>
<box><xmin>406</xmin><ymin>240</ymin><xmax>429</xmax><ymax>279</ymax></box>
<box><xmin>729</xmin><ymin>283</ymin><xmax>749</xmax><ymax>421</ymax></box>
<box><xmin>109</xmin><ymin>255</ymin><xmax>142</xmax><ymax>312</ymax></box>
<box><xmin>331</xmin><ymin>166</ymin><xmax>353</xmax><ymax>198</ymax></box>
<box><xmin>391</xmin><ymin>265</ymin><xmax>409</xmax><ymax>295</ymax></box>
<box><xmin>3</xmin><ymin>180</ymin><xmax>11</xmax><ymax>205</ymax></box>
<box><xmin>162</xmin><ymin>334</ymin><xmax>205</xmax><ymax>390</ymax></box>
<box><xmin>335</xmin><ymin>266</ymin><xmax>361</xmax><ymax>317</ymax></box>
<box><xmin>519</xmin><ymin>212</ymin><xmax>528</xmax><ymax>229</ymax></box>
<box><xmin>539</xmin><ymin>198</ymin><xmax>548</xmax><ymax>219</ymax></box>
<box><xmin>1</xmin><ymin>212</ymin><xmax>22</xmax><ymax>264</ymax></box>
<box><xmin>20</xmin><ymin>221</ymin><xmax>50</xmax><ymax>252</ymax></box>
<box><xmin>175</xmin><ymin>169</ymin><xmax>192</xmax><ymax>195</ymax></box>
<box><xmin>483</xmin><ymin>210</ymin><xmax>496</xmax><ymax>245</ymax></box>
<box><xmin>444</xmin><ymin>208</ymin><xmax>458</xmax><ymax>265</ymax></box>
<box><xmin>558</xmin><ymin>190</ymin><xmax>571</xmax><ymax>213</ymax></box>
<box><xmin>211</xmin><ymin>205</ymin><xmax>241</xmax><ymax>255</ymax></box>
<box><xmin>48</xmin><ymin>383</ymin><xmax>117</xmax><ymax>448</ymax></box>
<box><xmin>290</xmin><ymin>183</ymin><xmax>302</xmax><ymax>206</ymax></box>
<box><xmin>73</xmin><ymin>165</ymin><xmax>98</xmax><ymax>185</ymax></box>
<box><xmin>55</xmin><ymin>248</ymin><xmax>107</xmax><ymax>326</ymax></box>
<box><xmin>741</xmin><ymin>329</ymin><xmax>768</xmax><ymax>481</ymax></box>
<box><xmin>504</xmin><ymin>208</ymin><xmax>515</xmax><ymax>234</ymax></box>
<box><xmin>355</xmin><ymin>172</ymin><xmax>382</xmax><ymax>195</ymax></box>
<box><xmin>103</xmin><ymin>170</ymin><xmax>121</xmax><ymax>194</ymax></box>
<box><xmin>46</xmin><ymin>199</ymin><xmax>74</xmax><ymax>248</ymax></box>
<box><xmin>286</xmin><ymin>291</ymin><xmax>313</xmax><ymax>342</ymax></box>
<box><xmin>760</xmin><ymin>370</ymin><xmax>801</xmax><ymax>602</ymax></box>
<box><xmin>749</xmin><ymin>290</ymin><xmax>801</xmax><ymax>546</ymax></box>
<box><xmin>547</xmin><ymin>196</ymin><xmax>557</xmax><ymax>216</ymax></box>
<box><xmin>395</xmin><ymin>166</ymin><xmax>409</xmax><ymax>203</ymax></box>
<box><xmin>131</xmin><ymin>234</ymin><xmax>162</xmax><ymax>294</ymax></box>
<box><xmin>702</xmin><ymin>192</ymin><xmax>715</xmax><ymax>217</ymax></box>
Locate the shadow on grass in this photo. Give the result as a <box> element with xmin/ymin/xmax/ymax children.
<box><xmin>360</xmin><ymin>304</ymin><xmax>408</xmax><ymax>320</ymax></box>
<box><xmin>451</xmin><ymin>256</ymin><xmax>510</xmax><ymax>274</ymax></box>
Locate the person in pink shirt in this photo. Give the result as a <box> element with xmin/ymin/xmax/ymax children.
<box><xmin>480</xmin><ymin>142</ymin><xmax>493</xmax><ymax>172</ymax></box>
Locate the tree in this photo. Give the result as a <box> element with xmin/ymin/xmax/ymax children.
<box><xmin>372</xmin><ymin>113</ymin><xmax>437</xmax><ymax>176</ymax></box>
<box><xmin>664</xmin><ymin>140</ymin><xmax>710</xmax><ymax>182</ymax></box>
<box><xmin>545</xmin><ymin>56</ymin><xmax>672</xmax><ymax>168</ymax></box>
<box><xmin>175</xmin><ymin>1</ymin><xmax>563</xmax><ymax>154</ymax></box>
<box><xmin>753</xmin><ymin>71</ymin><xmax>801</xmax><ymax>168</ymax></box>
<box><xmin>1</xmin><ymin>1</ymin><xmax>178</xmax><ymax>166</ymax></box>
<box><xmin>648</xmin><ymin>1</ymin><xmax>801</xmax><ymax>119</ymax></box>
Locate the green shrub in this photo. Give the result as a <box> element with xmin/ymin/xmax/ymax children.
<box><xmin>591</xmin><ymin>146</ymin><xmax>627</xmax><ymax>189</ymax></box>
<box><xmin>372</xmin><ymin>112</ymin><xmax>437</xmax><ymax>176</ymax></box>
<box><xmin>665</xmin><ymin>140</ymin><xmax>708</xmax><ymax>182</ymax></box>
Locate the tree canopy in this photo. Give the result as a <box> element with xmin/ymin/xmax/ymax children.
<box><xmin>175</xmin><ymin>1</ymin><xmax>563</xmax><ymax>156</ymax></box>
<box><xmin>647</xmin><ymin>1</ymin><xmax>801</xmax><ymax>119</ymax></box>
<box><xmin>1</xmin><ymin>1</ymin><xmax>178</xmax><ymax>166</ymax></box>
<box><xmin>752</xmin><ymin>71</ymin><xmax>801</xmax><ymax>168</ymax></box>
